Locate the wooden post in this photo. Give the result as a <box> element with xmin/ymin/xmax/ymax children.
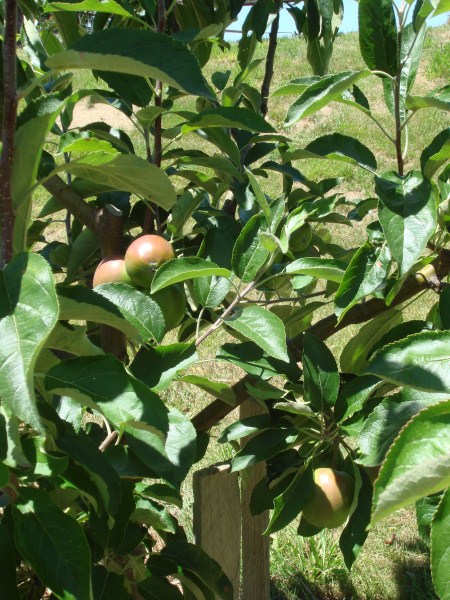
<box><xmin>240</xmin><ymin>399</ymin><xmax>271</xmax><ymax>600</ymax></box>
<box><xmin>193</xmin><ymin>463</ymin><xmax>241</xmax><ymax>599</ymax></box>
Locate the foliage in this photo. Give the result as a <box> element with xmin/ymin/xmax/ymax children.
<box><xmin>0</xmin><ymin>0</ymin><xmax>449</xmax><ymax>598</ymax></box>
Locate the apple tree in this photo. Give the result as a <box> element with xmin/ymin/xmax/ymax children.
<box><xmin>0</xmin><ymin>0</ymin><xmax>449</xmax><ymax>598</ymax></box>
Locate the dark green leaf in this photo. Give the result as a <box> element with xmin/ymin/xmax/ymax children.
<box><xmin>13</xmin><ymin>488</ymin><xmax>92</xmax><ymax>600</ymax></box>
<box><xmin>335</xmin><ymin>375</ymin><xmax>382</xmax><ymax>423</ymax></box>
<box><xmin>150</xmin><ymin>541</ymin><xmax>233</xmax><ymax>600</ymax></box>
<box><xmin>265</xmin><ymin>465</ymin><xmax>314</xmax><ymax>534</ymax></box>
<box><xmin>371</xmin><ymin>400</ymin><xmax>450</xmax><ymax>524</ymax></box>
<box><xmin>178</xmin><ymin>375</ymin><xmax>236</xmax><ymax>406</ymax></box>
<box><xmin>0</xmin><ymin>253</ymin><xmax>58</xmax><ymax>431</ymax></box>
<box><xmin>92</xmin><ymin>566</ymin><xmax>129</xmax><ymax>600</ymax></box>
<box><xmin>431</xmin><ymin>488</ymin><xmax>450</xmax><ymax>599</ymax></box>
<box><xmin>47</xmin><ymin>29</ymin><xmax>214</xmax><ymax>99</ymax></box>
<box><xmin>0</xmin><ymin>524</ymin><xmax>19</xmax><ymax>600</ymax></box>
<box><xmin>231</xmin><ymin>428</ymin><xmax>298</xmax><ymax>472</ymax></box>
<box><xmin>57</xmin><ymin>432</ymin><xmax>121</xmax><ymax>515</ymax></box>
<box><xmin>284</xmin><ymin>134</ymin><xmax>377</xmax><ymax>171</ymax></box>
<box><xmin>303</xmin><ymin>333</ymin><xmax>339</xmax><ymax>410</ymax></box>
<box><xmin>421</xmin><ymin>128</ymin><xmax>450</xmax><ymax>179</ymax></box>
<box><xmin>130</xmin><ymin>343</ymin><xmax>197</xmax><ymax>391</ymax></box>
<box><xmin>339</xmin><ymin>468</ymin><xmax>372</xmax><ymax>569</ymax></box>
<box><xmin>182</xmin><ymin>107</ymin><xmax>274</xmax><ymax>134</ymax></box>
<box><xmin>218</xmin><ymin>414</ymin><xmax>271</xmax><ymax>443</ymax></box>
<box><xmin>358</xmin><ymin>0</ymin><xmax>398</xmax><ymax>76</ymax></box>
<box><xmin>216</xmin><ymin>341</ymin><xmax>301</xmax><ymax>383</ymax></box>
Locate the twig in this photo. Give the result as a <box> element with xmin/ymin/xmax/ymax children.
<box><xmin>195</xmin><ymin>280</ymin><xmax>256</xmax><ymax>346</ymax></box>
<box><xmin>99</xmin><ymin>430</ymin><xmax>118</xmax><ymax>452</ymax></box>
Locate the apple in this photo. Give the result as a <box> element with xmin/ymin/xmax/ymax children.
<box><xmin>152</xmin><ymin>285</ymin><xmax>186</xmax><ymax>331</ymax></box>
<box><xmin>93</xmin><ymin>256</ymin><xmax>133</xmax><ymax>287</ymax></box>
<box><xmin>302</xmin><ymin>467</ymin><xmax>354</xmax><ymax>529</ymax></box>
<box><xmin>125</xmin><ymin>234</ymin><xmax>175</xmax><ymax>288</ymax></box>
<box><xmin>289</xmin><ymin>223</ymin><xmax>313</xmax><ymax>252</ymax></box>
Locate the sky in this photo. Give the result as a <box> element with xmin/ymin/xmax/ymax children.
<box><xmin>225</xmin><ymin>0</ymin><xmax>449</xmax><ymax>40</ymax></box>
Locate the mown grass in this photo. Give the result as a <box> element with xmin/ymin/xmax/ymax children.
<box><xmin>31</xmin><ymin>24</ymin><xmax>449</xmax><ymax>600</ymax></box>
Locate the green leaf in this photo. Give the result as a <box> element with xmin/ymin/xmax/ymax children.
<box><xmin>47</xmin><ymin>29</ymin><xmax>214</xmax><ymax>99</ymax></box>
<box><xmin>47</xmin><ymin>152</ymin><xmax>176</xmax><ymax>211</ymax></box>
<box><xmin>224</xmin><ymin>305</ymin><xmax>288</xmax><ymax>362</ymax></box>
<box><xmin>371</xmin><ymin>400</ymin><xmax>450</xmax><ymax>524</ymax></box>
<box><xmin>0</xmin><ymin>253</ymin><xmax>58</xmax><ymax>431</ymax></box>
<box><xmin>265</xmin><ymin>465</ymin><xmax>314</xmax><ymax>534</ymax></box>
<box><xmin>376</xmin><ymin>171</ymin><xmax>436</xmax><ymax>277</ymax></box>
<box><xmin>335</xmin><ymin>375</ymin><xmax>383</xmax><ymax>423</ymax></box>
<box><xmin>272</xmin><ymin>76</ymin><xmax>321</xmax><ymax>97</ymax></box>
<box><xmin>285</xmin><ymin>70</ymin><xmax>371</xmax><ymax>125</ymax></box>
<box><xmin>339</xmin><ymin>468</ymin><xmax>372</xmax><ymax>569</ymax></box>
<box><xmin>366</xmin><ymin>330</ymin><xmax>450</xmax><ymax>393</ymax></box>
<box><xmin>340</xmin><ymin>310</ymin><xmax>402</xmax><ymax>374</ymax></box>
<box><xmin>58</xmin><ymin>284</ymin><xmax>164</xmax><ymax>343</ymax></box>
<box><xmin>218</xmin><ymin>414</ymin><xmax>271</xmax><ymax>443</ymax></box>
<box><xmin>284</xmin><ymin>134</ymin><xmax>377</xmax><ymax>171</ymax></box>
<box><xmin>125</xmin><ymin>409</ymin><xmax>196</xmax><ymax>489</ymax></box>
<box><xmin>231</xmin><ymin>428</ymin><xmax>298</xmax><ymax>472</ymax></box>
<box><xmin>303</xmin><ymin>333</ymin><xmax>339</xmax><ymax>410</ymax></box>
<box><xmin>245</xmin><ymin>168</ymin><xmax>271</xmax><ymax>223</ymax></box>
<box><xmin>92</xmin><ymin>566</ymin><xmax>128</xmax><ymax>600</ymax></box>
<box><xmin>358</xmin><ymin>0</ymin><xmax>398</xmax><ymax>76</ymax></box>
<box><xmin>12</xmin><ymin>96</ymin><xmax>64</xmax><ymax>253</ymax></box>
<box><xmin>431</xmin><ymin>488</ymin><xmax>450</xmax><ymax>600</ymax></box>
<box><xmin>181</xmin><ymin>107</ymin><xmax>275</xmax><ymax>134</ymax></box>
<box><xmin>285</xmin><ymin>257</ymin><xmax>347</xmax><ymax>283</ymax></box>
<box><xmin>45</xmin><ymin>355</ymin><xmax>169</xmax><ymax>431</ymax></box>
<box><xmin>440</xmin><ymin>287</ymin><xmax>450</xmax><ymax>329</ymax></box>
<box><xmin>406</xmin><ymin>92</ymin><xmax>450</xmax><ymax>113</ymax></box>
<box><xmin>45</xmin><ymin>322</ymin><xmax>103</xmax><ymax>357</ymax></box>
<box><xmin>177</xmin><ymin>375</ymin><xmax>236</xmax><ymax>406</ymax></box>
<box><xmin>0</xmin><ymin>524</ymin><xmax>19</xmax><ymax>600</ymax></box>
<box><xmin>217</xmin><ymin>341</ymin><xmax>301</xmax><ymax>383</ymax></box>
<box><xmin>94</xmin><ymin>283</ymin><xmax>165</xmax><ymax>343</ymax></box>
<box><xmin>57</xmin><ymin>432</ymin><xmax>122</xmax><ymax>515</ymax></box>
<box><xmin>421</xmin><ymin>128</ymin><xmax>450</xmax><ymax>179</ymax></box>
<box><xmin>334</xmin><ymin>242</ymin><xmax>391</xmax><ymax>322</ymax></box>
<box><xmin>45</xmin><ymin>0</ymin><xmax>137</xmax><ymax>19</ymax></box>
<box><xmin>151</xmin><ymin>258</ymin><xmax>230</xmax><ymax>293</ymax></box>
<box><xmin>149</xmin><ymin>541</ymin><xmax>233</xmax><ymax>600</ymax></box>
<box><xmin>359</xmin><ymin>388</ymin><xmax>446</xmax><ymax>467</ymax></box>
<box><xmin>231</xmin><ymin>214</ymin><xmax>270</xmax><ymax>283</ymax></box>
<box><xmin>13</xmin><ymin>488</ymin><xmax>92</xmax><ymax>600</ymax></box>
<box><xmin>130</xmin><ymin>343</ymin><xmax>198</xmax><ymax>392</ymax></box>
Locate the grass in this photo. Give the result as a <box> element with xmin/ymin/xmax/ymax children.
<box><xmin>30</xmin><ymin>23</ymin><xmax>450</xmax><ymax>600</ymax></box>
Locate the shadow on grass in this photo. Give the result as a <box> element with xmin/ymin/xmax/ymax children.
<box><xmin>270</xmin><ymin>570</ymin><xmax>356</xmax><ymax>600</ymax></box>
<box><xmin>270</xmin><ymin>554</ymin><xmax>436</xmax><ymax>600</ymax></box>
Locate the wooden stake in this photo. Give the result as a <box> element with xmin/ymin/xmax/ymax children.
<box><xmin>193</xmin><ymin>463</ymin><xmax>241</xmax><ymax>599</ymax></box>
<box><xmin>240</xmin><ymin>399</ymin><xmax>271</xmax><ymax>600</ymax></box>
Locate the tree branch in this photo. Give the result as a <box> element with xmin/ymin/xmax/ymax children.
<box><xmin>43</xmin><ymin>175</ymin><xmax>97</xmax><ymax>232</ymax></box>
<box><xmin>0</xmin><ymin>0</ymin><xmax>18</xmax><ymax>268</ymax></box>
<box><xmin>191</xmin><ymin>250</ymin><xmax>450</xmax><ymax>432</ymax></box>
<box><xmin>260</xmin><ymin>2</ymin><xmax>281</xmax><ymax>116</ymax></box>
